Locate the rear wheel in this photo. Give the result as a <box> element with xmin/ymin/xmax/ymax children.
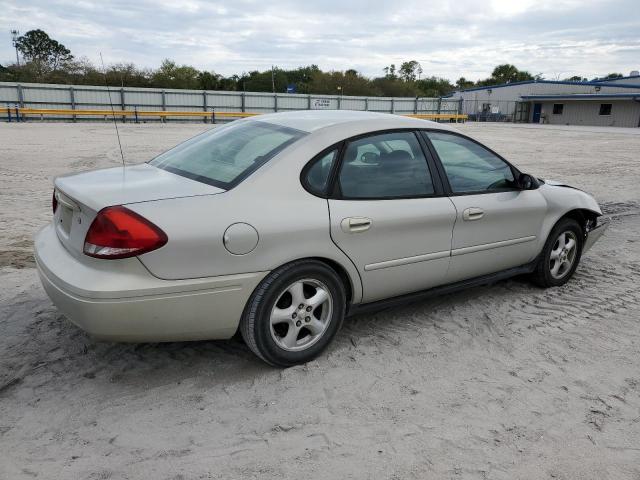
<box><xmin>532</xmin><ymin>218</ymin><xmax>583</xmax><ymax>287</ymax></box>
<box><xmin>240</xmin><ymin>260</ymin><xmax>346</xmax><ymax>367</ymax></box>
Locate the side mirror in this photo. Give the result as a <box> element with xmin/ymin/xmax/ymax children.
<box><xmin>518</xmin><ymin>173</ymin><xmax>539</xmax><ymax>190</ymax></box>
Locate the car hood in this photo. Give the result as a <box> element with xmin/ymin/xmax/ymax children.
<box><xmin>542</xmin><ymin>179</ymin><xmax>582</xmax><ymax>190</ymax></box>
<box><xmin>55</xmin><ymin>163</ymin><xmax>224</xmax><ymax>211</ymax></box>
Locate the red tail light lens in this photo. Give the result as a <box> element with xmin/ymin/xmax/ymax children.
<box><xmin>84</xmin><ymin>206</ymin><xmax>168</xmax><ymax>259</ymax></box>
<box><xmin>52</xmin><ymin>190</ymin><xmax>58</xmax><ymax>214</ymax></box>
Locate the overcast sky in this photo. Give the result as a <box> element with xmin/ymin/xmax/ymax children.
<box><xmin>1</xmin><ymin>0</ymin><xmax>639</xmax><ymax>81</ymax></box>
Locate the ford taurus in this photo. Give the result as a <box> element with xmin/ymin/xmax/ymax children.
<box><xmin>35</xmin><ymin>111</ymin><xmax>607</xmax><ymax>366</ymax></box>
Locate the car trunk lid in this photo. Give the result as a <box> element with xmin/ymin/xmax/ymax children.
<box><xmin>53</xmin><ymin>163</ymin><xmax>224</xmax><ymax>257</ymax></box>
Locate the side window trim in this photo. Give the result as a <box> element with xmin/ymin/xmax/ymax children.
<box><xmin>419</xmin><ymin>129</ymin><xmax>521</xmax><ymax>196</ymax></box>
<box><xmin>414</xmin><ymin>130</ymin><xmax>445</xmax><ymax>196</ymax></box>
<box><xmin>330</xmin><ymin>128</ymin><xmax>444</xmax><ymax>201</ymax></box>
<box><xmin>418</xmin><ymin>130</ymin><xmax>453</xmax><ymax>194</ymax></box>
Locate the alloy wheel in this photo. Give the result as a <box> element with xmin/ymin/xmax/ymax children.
<box><xmin>549</xmin><ymin>230</ymin><xmax>578</xmax><ymax>279</ymax></box>
<box><xmin>269</xmin><ymin>279</ymin><xmax>333</xmax><ymax>352</ymax></box>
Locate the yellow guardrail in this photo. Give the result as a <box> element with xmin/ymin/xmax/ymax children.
<box><xmin>405</xmin><ymin>113</ymin><xmax>468</xmax><ymax>121</ymax></box>
<box><xmin>8</xmin><ymin>107</ymin><xmax>466</xmax><ymax>122</ymax></box>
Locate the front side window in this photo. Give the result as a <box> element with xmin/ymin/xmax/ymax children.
<box><xmin>553</xmin><ymin>104</ymin><xmax>564</xmax><ymax>115</ymax></box>
<box><xmin>338</xmin><ymin>131</ymin><xmax>435</xmax><ymax>198</ymax></box>
<box><xmin>150</xmin><ymin>121</ymin><xmax>306</xmax><ymax>188</ymax></box>
<box><xmin>427</xmin><ymin>131</ymin><xmax>517</xmax><ymax>193</ymax></box>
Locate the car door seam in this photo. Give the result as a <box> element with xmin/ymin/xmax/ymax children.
<box><xmin>326</xmin><ymin>199</ymin><xmax>364</xmax><ymax>303</ymax></box>
<box><xmin>445</xmin><ymin>196</ymin><xmax>459</xmax><ymax>282</ymax></box>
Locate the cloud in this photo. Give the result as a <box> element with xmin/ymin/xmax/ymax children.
<box><xmin>1</xmin><ymin>0</ymin><xmax>638</xmax><ymax>80</ymax></box>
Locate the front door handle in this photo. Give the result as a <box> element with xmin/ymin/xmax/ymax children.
<box><xmin>463</xmin><ymin>207</ymin><xmax>484</xmax><ymax>221</ymax></box>
<box><xmin>341</xmin><ymin>217</ymin><xmax>372</xmax><ymax>233</ymax></box>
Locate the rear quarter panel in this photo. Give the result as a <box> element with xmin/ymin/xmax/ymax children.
<box><xmin>128</xmin><ymin>132</ymin><xmax>364</xmax><ymax>303</ymax></box>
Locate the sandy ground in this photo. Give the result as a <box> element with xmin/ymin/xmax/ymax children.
<box><xmin>1</xmin><ymin>121</ymin><xmax>639</xmax><ymax>479</ymax></box>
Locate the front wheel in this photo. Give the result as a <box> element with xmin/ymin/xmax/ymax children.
<box><xmin>532</xmin><ymin>218</ymin><xmax>583</xmax><ymax>287</ymax></box>
<box><xmin>240</xmin><ymin>260</ymin><xmax>346</xmax><ymax>367</ymax></box>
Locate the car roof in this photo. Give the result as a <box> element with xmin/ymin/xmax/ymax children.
<box><xmin>253</xmin><ymin>109</ymin><xmax>456</xmax><ymax>133</ymax></box>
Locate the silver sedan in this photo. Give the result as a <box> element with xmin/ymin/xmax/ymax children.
<box><xmin>35</xmin><ymin>111</ymin><xmax>607</xmax><ymax>366</ymax></box>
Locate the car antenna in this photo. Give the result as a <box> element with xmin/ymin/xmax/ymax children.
<box><xmin>99</xmin><ymin>52</ymin><xmax>125</xmax><ymax>167</ymax></box>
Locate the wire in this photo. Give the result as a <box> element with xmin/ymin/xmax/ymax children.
<box><xmin>99</xmin><ymin>53</ymin><xmax>125</xmax><ymax>167</ymax></box>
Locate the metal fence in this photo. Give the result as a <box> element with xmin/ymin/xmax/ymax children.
<box><xmin>1</xmin><ymin>82</ymin><xmax>463</xmax><ymax>122</ymax></box>
<box><xmin>458</xmin><ymin>99</ymin><xmax>530</xmax><ymax>123</ymax></box>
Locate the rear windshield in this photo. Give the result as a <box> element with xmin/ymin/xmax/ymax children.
<box><xmin>150</xmin><ymin>120</ymin><xmax>306</xmax><ymax>189</ymax></box>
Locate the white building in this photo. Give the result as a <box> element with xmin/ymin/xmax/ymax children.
<box><xmin>447</xmin><ymin>78</ymin><xmax>640</xmax><ymax>127</ymax></box>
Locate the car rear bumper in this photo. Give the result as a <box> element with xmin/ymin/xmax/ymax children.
<box><xmin>583</xmin><ymin>219</ymin><xmax>608</xmax><ymax>253</ymax></box>
<box><xmin>34</xmin><ymin>223</ymin><xmax>267</xmax><ymax>342</ymax></box>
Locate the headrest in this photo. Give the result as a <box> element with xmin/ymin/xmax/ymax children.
<box><xmin>344</xmin><ymin>145</ymin><xmax>359</xmax><ymax>163</ymax></box>
<box><xmin>379</xmin><ymin>150</ymin><xmax>414</xmax><ymax>174</ymax></box>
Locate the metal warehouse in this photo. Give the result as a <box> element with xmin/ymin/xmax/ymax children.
<box><xmin>448</xmin><ymin>77</ymin><xmax>640</xmax><ymax>127</ymax></box>
<box><xmin>520</xmin><ymin>93</ymin><xmax>640</xmax><ymax>128</ymax></box>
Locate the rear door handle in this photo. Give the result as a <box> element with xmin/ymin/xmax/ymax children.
<box><xmin>341</xmin><ymin>217</ymin><xmax>372</xmax><ymax>233</ymax></box>
<box><xmin>462</xmin><ymin>207</ymin><xmax>484</xmax><ymax>221</ymax></box>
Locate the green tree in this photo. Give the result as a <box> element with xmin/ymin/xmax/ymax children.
<box><xmin>399</xmin><ymin>60</ymin><xmax>422</xmax><ymax>82</ymax></box>
<box><xmin>283</xmin><ymin>65</ymin><xmax>322</xmax><ymax>93</ymax></box>
<box><xmin>564</xmin><ymin>75</ymin><xmax>587</xmax><ymax>82</ymax></box>
<box><xmin>488</xmin><ymin>64</ymin><xmax>534</xmax><ymax>84</ymax></box>
<box><xmin>455</xmin><ymin>77</ymin><xmax>475</xmax><ymax>90</ymax></box>
<box><xmin>601</xmin><ymin>72</ymin><xmax>623</xmax><ymax>80</ymax></box>
<box><xmin>151</xmin><ymin>59</ymin><xmax>200</xmax><ymax>89</ymax></box>
<box><xmin>15</xmin><ymin>29</ymin><xmax>73</xmax><ymax>72</ymax></box>
<box><xmin>308</xmin><ymin>69</ymin><xmax>378</xmax><ymax>96</ymax></box>
<box><xmin>416</xmin><ymin>76</ymin><xmax>455</xmax><ymax>97</ymax></box>
<box><xmin>198</xmin><ymin>71</ymin><xmax>222</xmax><ymax>90</ymax></box>
<box><xmin>383</xmin><ymin>64</ymin><xmax>397</xmax><ymax>79</ymax></box>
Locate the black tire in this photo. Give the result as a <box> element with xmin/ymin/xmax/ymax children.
<box><xmin>240</xmin><ymin>260</ymin><xmax>346</xmax><ymax>367</ymax></box>
<box><xmin>532</xmin><ymin>217</ymin><xmax>583</xmax><ymax>288</ymax></box>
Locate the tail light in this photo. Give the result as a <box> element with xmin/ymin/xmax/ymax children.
<box><xmin>52</xmin><ymin>190</ymin><xmax>58</xmax><ymax>214</ymax></box>
<box><xmin>84</xmin><ymin>206</ymin><xmax>168</xmax><ymax>259</ymax></box>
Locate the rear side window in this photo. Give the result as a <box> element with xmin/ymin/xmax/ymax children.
<box><xmin>427</xmin><ymin>131</ymin><xmax>516</xmax><ymax>193</ymax></box>
<box><xmin>304</xmin><ymin>148</ymin><xmax>338</xmax><ymax>196</ymax></box>
<box><xmin>338</xmin><ymin>131</ymin><xmax>435</xmax><ymax>199</ymax></box>
<box><xmin>150</xmin><ymin>121</ymin><xmax>306</xmax><ymax>188</ymax></box>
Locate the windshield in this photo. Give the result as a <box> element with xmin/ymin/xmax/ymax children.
<box><xmin>150</xmin><ymin>120</ymin><xmax>306</xmax><ymax>188</ymax></box>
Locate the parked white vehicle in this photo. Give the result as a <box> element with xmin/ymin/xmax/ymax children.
<box><xmin>35</xmin><ymin>111</ymin><xmax>607</xmax><ymax>366</ymax></box>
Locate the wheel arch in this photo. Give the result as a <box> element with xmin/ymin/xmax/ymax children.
<box><xmin>306</xmin><ymin>256</ymin><xmax>356</xmax><ymax>306</ymax></box>
<box><xmin>250</xmin><ymin>256</ymin><xmax>361</xmax><ymax>308</ymax></box>
<box><xmin>554</xmin><ymin>208</ymin><xmax>601</xmax><ymax>244</ymax></box>
<box><xmin>534</xmin><ymin>205</ymin><xmax>600</xmax><ymax>264</ymax></box>
<box><xmin>561</xmin><ymin>208</ymin><xmax>600</xmax><ymax>231</ymax></box>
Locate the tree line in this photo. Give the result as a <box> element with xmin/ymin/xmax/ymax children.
<box><xmin>1</xmin><ymin>30</ymin><xmax>625</xmax><ymax>97</ymax></box>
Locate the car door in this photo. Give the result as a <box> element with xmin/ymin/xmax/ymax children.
<box><xmin>423</xmin><ymin>130</ymin><xmax>547</xmax><ymax>283</ymax></box>
<box><xmin>326</xmin><ymin>130</ymin><xmax>457</xmax><ymax>303</ymax></box>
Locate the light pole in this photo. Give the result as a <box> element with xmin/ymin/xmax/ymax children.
<box><xmin>10</xmin><ymin>30</ymin><xmax>20</xmax><ymax>66</ymax></box>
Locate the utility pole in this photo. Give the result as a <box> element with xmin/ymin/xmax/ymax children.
<box><xmin>271</xmin><ymin>65</ymin><xmax>275</xmax><ymax>93</ymax></box>
<box><xmin>11</xmin><ymin>30</ymin><xmax>20</xmax><ymax>66</ymax></box>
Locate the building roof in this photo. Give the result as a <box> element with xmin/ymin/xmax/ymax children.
<box><xmin>521</xmin><ymin>93</ymin><xmax>640</xmax><ymax>101</ymax></box>
<box><xmin>450</xmin><ymin>79</ymin><xmax>640</xmax><ymax>95</ymax></box>
<box><xmin>592</xmin><ymin>75</ymin><xmax>640</xmax><ymax>83</ymax></box>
